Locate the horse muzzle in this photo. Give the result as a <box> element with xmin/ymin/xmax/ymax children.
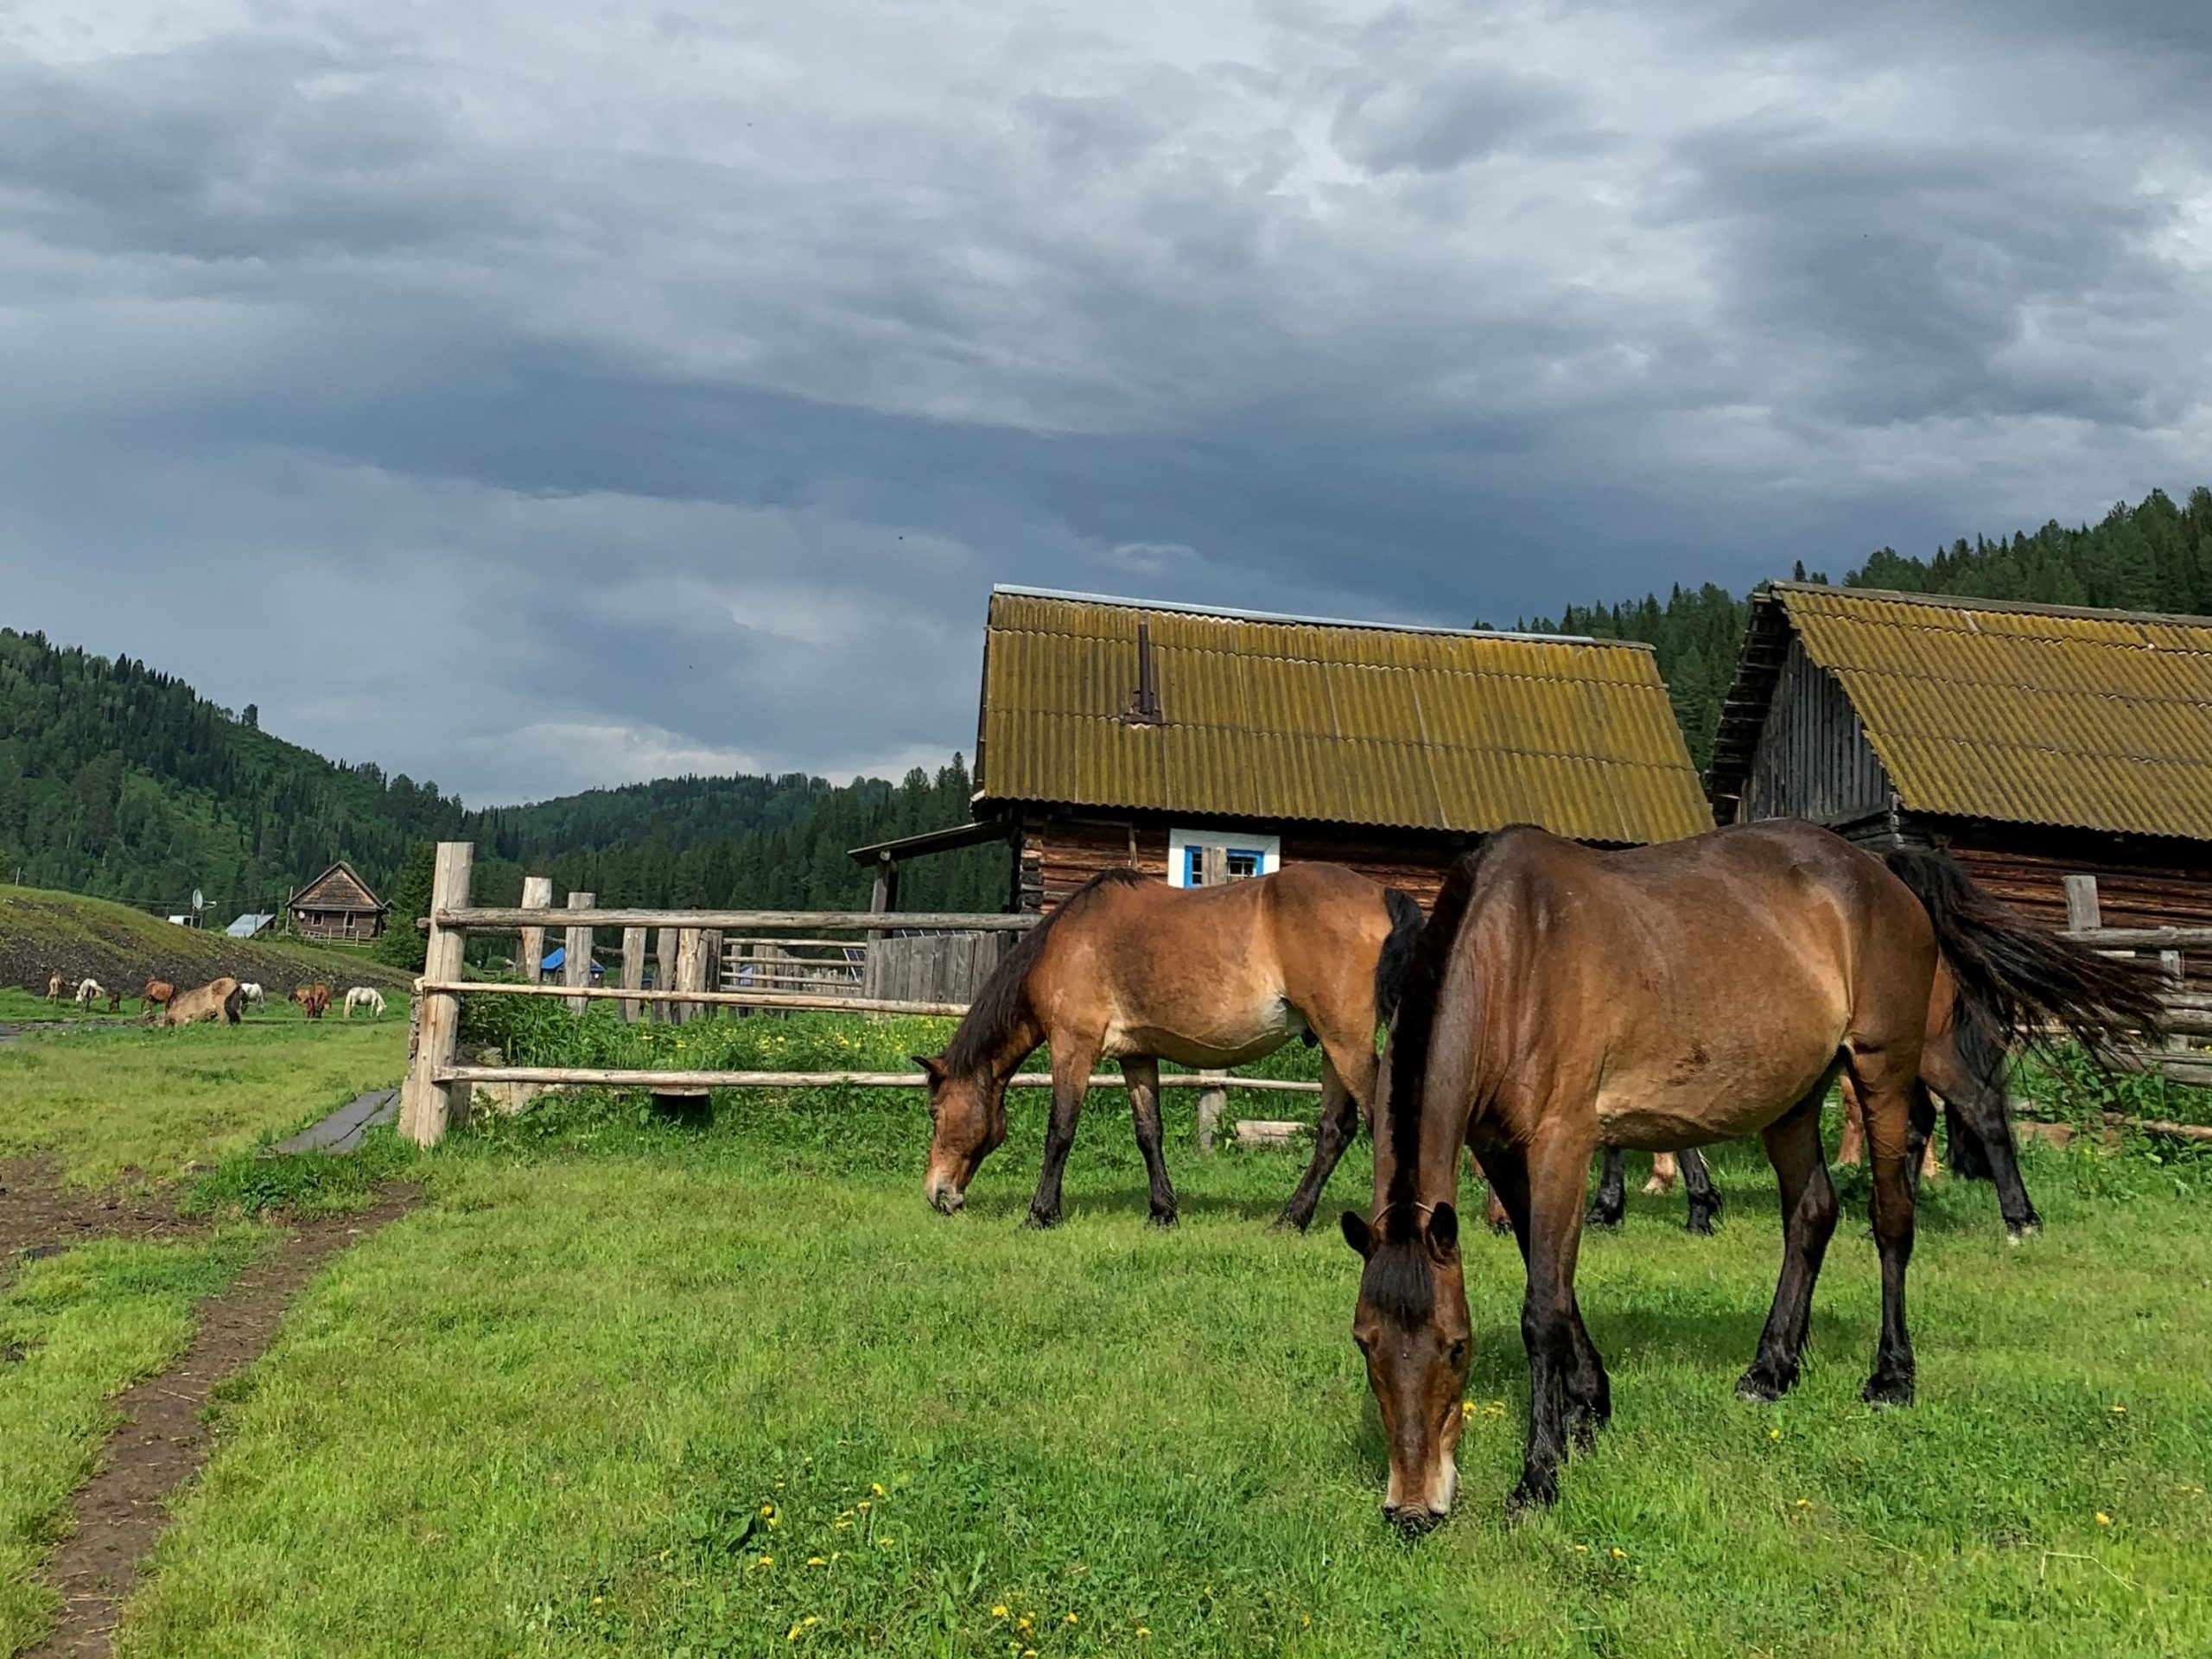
<box><xmin>924</xmin><ymin>1173</ymin><xmax>967</xmax><ymax>1215</ymax></box>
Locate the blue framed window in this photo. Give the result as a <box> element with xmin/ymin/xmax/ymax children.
<box><xmin>1184</xmin><ymin>845</ymin><xmax>1268</xmax><ymax>885</ymax></box>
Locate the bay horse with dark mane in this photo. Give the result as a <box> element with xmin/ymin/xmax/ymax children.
<box><xmin>1344</xmin><ymin>820</ymin><xmax>2164</xmax><ymax>1532</ymax></box>
<box><xmin>917</xmin><ymin>864</ymin><xmax>1422</xmax><ymax>1230</ymax></box>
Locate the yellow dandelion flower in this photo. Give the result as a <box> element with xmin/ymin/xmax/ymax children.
<box><xmin>761</xmin><ymin>1503</ymin><xmax>777</xmax><ymax>1516</ymax></box>
<box><xmin>757</xmin><ymin>1555</ymin><xmax>774</xmax><ymax>1567</ymax></box>
<box><xmin>787</xmin><ymin>1623</ymin><xmax>803</xmax><ymax>1642</ymax></box>
<box><xmin>1065</xmin><ymin>1613</ymin><xmax>1078</xmax><ymax>1625</ymax></box>
<box><xmin>871</xmin><ymin>1483</ymin><xmax>887</xmax><ymax>1497</ymax></box>
<box><xmin>2111</xmin><ymin>1402</ymin><xmax>2128</xmax><ymax>1414</ymax></box>
<box><xmin>2096</xmin><ymin>1512</ymin><xmax>2113</xmax><ymax>1526</ymax></box>
<box><xmin>1462</xmin><ymin>1401</ymin><xmax>1476</xmax><ymax>1419</ymax></box>
<box><xmin>1136</xmin><ymin>1627</ymin><xmax>1151</xmax><ymax>1638</ymax></box>
<box><xmin>1769</xmin><ymin>1428</ymin><xmax>1781</xmax><ymax>1440</ymax></box>
<box><xmin>808</xmin><ymin>1556</ymin><xmax>827</xmax><ymax>1567</ymax></box>
<box><xmin>992</xmin><ymin>1606</ymin><xmax>1009</xmax><ymax>1619</ymax></box>
<box><xmin>1795</xmin><ymin>1498</ymin><xmax>1813</xmax><ymax>1510</ymax></box>
<box><xmin>804</xmin><ymin>1618</ymin><xmax>819</xmax><ymax>1628</ymax></box>
<box><xmin>1017</xmin><ymin>1615</ymin><xmax>1035</xmax><ymax>1632</ymax></box>
<box><xmin>1610</xmin><ymin>1548</ymin><xmax>1627</xmax><ymax>1560</ymax></box>
<box><xmin>1573</xmin><ymin>1544</ymin><xmax>1588</xmax><ymax>1554</ymax></box>
<box><xmin>856</xmin><ymin>1501</ymin><xmax>871</xmax><ymax>1511</ymax></box>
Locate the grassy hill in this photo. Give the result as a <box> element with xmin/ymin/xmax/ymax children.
<box><xmin>0</xmin><ymin>885</ymin><xmax>412</xmax><ymax>1009</ymax></box>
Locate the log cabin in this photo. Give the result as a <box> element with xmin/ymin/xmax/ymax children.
<box><xmin>1707</xmin><ymin>582</ymin><xmax>2212</xmax><ymax>932</ymax></box>
<box><xmin>287</xmin><ymin>859</ymin><xmax>390</xmax><ymax>943</ymax></box>
<box><xmin>851</xmin><ymin>586</ymin><xmax>1711</xmax><ymax>912</ymax></box>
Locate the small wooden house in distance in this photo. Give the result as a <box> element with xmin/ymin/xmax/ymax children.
<box><xmin>864</xmin><ymin>586</ymin><xmax>1711</xmax><ymax>911</ymax></box>
<box><xmin>287</xmin><ymin>859</ymin><xmax>389</xmax><ymax>942</ymax></box>
<box><xmin>1707</xmin><ymin>582</ymin><xmax>2212</xmax><ymax>931</ymax></box>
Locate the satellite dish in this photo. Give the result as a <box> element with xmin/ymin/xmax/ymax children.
<box><xmin>192</xmin><ymin>888</ymin><xmax>204</xmax><ymax>914</ymax></box>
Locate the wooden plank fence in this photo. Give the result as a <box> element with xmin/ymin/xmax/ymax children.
<box><xmin>398</xmin><ymin>843</ymin><xmax>1302</xmax><ymax>1147</ymax></box>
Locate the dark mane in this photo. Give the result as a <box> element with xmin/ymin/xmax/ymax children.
<box><xmin>1360</xmin><ymin>1239</ymin><xmax>1436</xmax><ymax>1328</ymax></box>
<box><xmin>1381</xmin><ymin>833</ymin><xmax>1503</xmax><ymax>1227</ymax></box>
<box><xmin>940</xmin><ymin>868</ymin><xmax>1148</xmax><ymax>1076</ymax></box>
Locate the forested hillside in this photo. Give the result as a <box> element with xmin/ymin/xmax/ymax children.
<box><xmin>0</xmin><ymin>631</ymin><xmax>466</xmax><ymax>918</ymax></box>
<box><xmin>1524</xmin><ymin>486</ymin><xmax>2212</xmax><ymax>768</ymax></box>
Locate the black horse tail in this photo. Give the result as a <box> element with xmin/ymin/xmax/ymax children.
<box><xmin>1885</xmin><ymin>846</ymin><xmax>2168</xmax><ymax>1120</ymax></box>
<box><xmin>1373</xmin><ymin>887</ymin><xmax>1426</xmax><ymax>1024</ymax></box>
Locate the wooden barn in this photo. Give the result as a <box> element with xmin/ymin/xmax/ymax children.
<box><xmin>853</xmin><ymin>587</ymin><xmax>1711</xmax><ymax>912</ymax></box>
<box><xmin>287</xmin><ymin>860</ymin><xmax>390</xmax><ymax>943</ymax></box>
<box><xmin>1707</xmin><ymin>582</ymin><xmax>2212</xmax><ymax>931</ymax></box>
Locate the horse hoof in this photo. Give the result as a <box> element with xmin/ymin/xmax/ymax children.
<box><xmin>1270</xmin><ymin>1209</ymin><xmax>1313</xmax><ymax>1234</ymax></box>
<box><xmin>1584</xmin><ymin>1207</ymin><xmax>1624</xmax><ymax>1230</ymax></box>
<box><xmin>1685</xmin><ymin>1214</ymin><xmax>1717</xmax><ymax>1237</ymax></box>
<box><xmin>1024</xmin><ymin>1211</ymin><xmax>1061</xmax><ymax>1230</ymax></box>
<box><xmin>1861</xmin><ymin>1372</ymin><xmax>1915</xmax><ymax>1408</ymax></box>
<box><xmin>1735</xmin><ymin>1367</ymin><xmax>1793</xmax><ymax>1404</ymax></box>
<box><xmin>1148</xmin><ymin>1209</ymin><xmax>1179</xmax><ymax>1229</ymax></box>
<box><xmin>1504</xmin><ymin>1472</ymin><xmax>1557</xmax><ymax>1516</ymax></box>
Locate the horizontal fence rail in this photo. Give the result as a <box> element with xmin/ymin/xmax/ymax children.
<box><xmin>436</xmin><ymin>1065</ymin><xmax>1322</xmax><ymax>1094</ymax></box>
<box><xmin>433</xmin><ymin>906</ymin><xmax>1040</xmax><ymax>932</ymax></box>
<box><xmin>418</xmin><ymin>980</ymin><xmax>972</xmax><ymax>1019</ymax></box>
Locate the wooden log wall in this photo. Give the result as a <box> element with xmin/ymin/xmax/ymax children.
<box><xmin>1018</xmin><ymin>814</ymin><xmax>1469</xmax><ymax>911</ymax></box>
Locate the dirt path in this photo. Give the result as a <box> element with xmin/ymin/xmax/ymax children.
<box><xmin>0</xmin><ymin>1163</ymin><xmax>204</xmax><ymax>1289</ymax></box>
<box><xmin>22</xmin><ymin>1184</ymin><xmax>420</xmax><ymax>1659</ymax></box>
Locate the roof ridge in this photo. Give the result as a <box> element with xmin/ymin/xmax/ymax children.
<box><xmin>990</xmin><ymin>584</ymin><xmax>1658</xmax><ymax>652</ymax></box>
<box><xmin>1771</xmin><ymin>580</ymin><xmax>2212</xmax><ymax>632</ymax></box>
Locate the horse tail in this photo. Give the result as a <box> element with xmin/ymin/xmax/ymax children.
<box><xmin>1885</xmin><ymin>847</ymin><xmax>2168</xmax><ymax>1083</ymax></box>
<box><xmin>1373</xmin><ymin>887</ymin><xmax>1425</xmax><ymax>1024</ymax></box>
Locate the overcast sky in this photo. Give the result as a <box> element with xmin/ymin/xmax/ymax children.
<box><xmin>4</xmin><ymin>1</ymin><xmax>2209</xmax><ymax>804</ymax></box>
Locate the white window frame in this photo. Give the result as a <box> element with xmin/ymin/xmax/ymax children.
<box><xmin>1166</xmin><ymin>827</ymin><xmax>1281</xmax><ymax>888</ymax></box>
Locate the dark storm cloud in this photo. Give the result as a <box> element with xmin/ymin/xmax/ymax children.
<box><xmin>2</xmin><ymin>0</ymin><xmax>2208</xmax><ymax>800</ymax></box>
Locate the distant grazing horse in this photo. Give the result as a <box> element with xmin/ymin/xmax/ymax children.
<box><xmin>917</xmin><ymin>864</ymin><xmax>1423</xmax><ymax>1230</ymax></box>
<box><xmin>238</xmin><ymin>982</ymin><xmax>265</xmax><ymax>1012</ymax></box>
<box><xmin>343</xmin><ymin>986</ymin><xmax>385</xmax><ymax>1018</ymax></box>
<box><xmin>142</xmin><ymin>980</ymin><xmax>175</xmax><ymax>1014</ymax></box>
<box><xmin>106</xmin><ymin>988</ymin><xmax>123</xmax><ymax>1014</ymax></box>
<box><xmin>73</xmin><ymin>977</ymin><xmax>104</xmax><ymax>1009</ymax></box>
<box><xmin>156</xmin><ymin>977</ymin><xmax>244</xmax><ymax>1027</ymax></box>
<box><xmin>1585</xmin><ymin>1147</ymin><xmax>1721</xmax><ymax>1234</ymax></box>
<box><xmin>46</xmin><ymin>971</ymin><xmax>65</xmax><ymax>1003</ymax></box>
<box><xmin>1343</xmin><ymin>822</ymin><xmax>2164</xmax><ymax>1532</ymax></box>
<box><xmin>290</xmin><ymin>983</ymin><xmax>332</xmax><ymax>1020</ymax></box>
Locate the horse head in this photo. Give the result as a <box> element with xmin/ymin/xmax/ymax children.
<box><xmin>915</xmin><ymin>1053</ymin><xmax>1008</xmax><ymax>1215</ymax></box>
<box><xmin>1342</xmin><ymin>1202</ymin><xmax>1470</xmax><ymax>1535</ymax></box>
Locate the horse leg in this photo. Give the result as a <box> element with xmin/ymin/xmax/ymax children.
<box><xmin>1925</xmin><ymin>1034</ymin><xmax>2038</xmax><ymax>1239</ymax></box>
<box><xmin>1121</xmin><ymin>1057</ymin><xmax>1178</xmax><ymax>1227</ymax></box>
<box><xmin>1586</xmin><ymin>1147</ymin><xmax>1627</xmax><ymax>1228</ymax></box>
<box><xmin>1835</xmin><ymin>1075</ymin><xmax>1866</xmax><ymax>1168</ymax></box>
<box><xmin>1847</xmin><ymin>1048</ymin><xmax>1920</xmax><ymax>1407</ymax></box>
<box><xmin>1736</xmin><ymin>1086</ymin><xmax>1839</xmax><ymax>1402</ymax></box>
<box><xmin>1275</xmin><ymin>1048</ymin><xmax>1360</xmax><ymax>1231</ymax></box>
<box><xmin>1679</xmin><ymin>1146</ymin><xmax>1722</xmax><ymax>1235</ymax></box>
<box><xmin>1642</xmin><ymin>1151</ymin><xmax>1678</xmax><ymax>1196</ymax></box>
<box><xmin>1503</xmin><ymin>1127</ymin><xmax>1601</xmax><ymax>1511</ymax></box>
<box><xmin>1027</xmin><ymin>1034</ymin><xmax>1100</xmax><ymax>1229</ymax></box>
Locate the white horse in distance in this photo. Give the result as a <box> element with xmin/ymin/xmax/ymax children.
<box><xmin>73</xmin><ymin>977</ymin><xmax>104</xmax><ymax>1008</ymax></box>
<box><xmin>343</xmin><ymin>986</ymin><xmax>385</xmax><ymax>1018</ymax></box>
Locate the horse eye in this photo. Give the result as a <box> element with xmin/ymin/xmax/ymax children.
<box><xmin>1448</xmin><ymin>1340</ymin><xmax>1468</xmax><ymax>1367</ymax></box>
<box><xmin>1353</xmin><ymin>1334</ymin><xmax>1374</xmax><ymax>1356</ymax></box>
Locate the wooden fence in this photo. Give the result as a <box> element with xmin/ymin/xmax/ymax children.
<box><xmin>398</xmin><ymin>843</ymin><xmax>1318</xmax><ymax>1148</ymax></box>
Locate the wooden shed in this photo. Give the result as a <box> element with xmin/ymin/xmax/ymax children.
<box><xmin>855</xmin><ymin>587</ymin><xmax>1711</xmax><ymax>912</ymax></box>
<box><xmin>1707</xmin><ymin>582</ymin><xmax>2212</xmax><ymax>931</ymax></box>
<box><xmin>287</xmin><ymin>860</ymin><xmax>389</xmax><ymax>943</ymax></box>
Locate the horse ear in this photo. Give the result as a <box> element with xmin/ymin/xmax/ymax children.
<box><xmin>1426</xmin><ymin>1202</ymin><xmax>1459</xmax><ymax>1260</ymax></box>
<box><xmin>912</xmin><ymin>1054</ymin><xmax>946</xmax><ymax>1084</ymax></box>
<box><xmin>1338</xmin><ymin>1211</ymin><xmax>1372</xmax><ymax>1256</ymax></box>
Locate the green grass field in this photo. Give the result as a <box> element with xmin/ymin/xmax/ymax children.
<box><xmin>0</xmin><ymin>1017</ymin><xmax>408</xmax><ymax>1186</ymax></box>
<box><xmin>24</xmin><ymin>1013</ymin><xmax>2195</xmax><ymax>1659</ymax></box>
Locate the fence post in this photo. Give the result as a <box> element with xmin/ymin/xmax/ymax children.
<box><xmin>399</xmin><ymin>841</ymin><xmax>474</xmax><ymax>1147</ymax></box>
<box><xmin>518</xmin><ymin>874</ymin><xmax>553</xmax><ymax>982</ymax></box>
<box><xmin>620</xmin><ymin>926</ymin><xmax>646</xmax><ymax>1023</ymax></box>
<box><xmin>1197</xmin><ymin>1069</ymin><xmax>1229</xmax><ymax>1153</ymax></box>
<box><xmin>655</xmin><ymin>927</ymin><xmax>677</xmax><ymax>1023</ymax></box>
<box><xmin>2063</xmin><ymin>873</ymin><xmax>2102</xmax><ymax>932</ymax></box>
<box><xmin>2162</xmin><ymin>949</ymin><xmax>2186</xmax><ymax>1052</ymax></box>
<box><xmin>702</xmin><ymin>929</ymin><xmax>723</xmax><ymax>1020</ymax></box>
<box><xmin>564</xmin><ymin>892</ymin><xmax>594</xmax><ymax>1015</ymax></box>
<box><xmin>675</xmin><ymin>928</ymin><xmax>705</xmax><ymax>1023</ymax></box>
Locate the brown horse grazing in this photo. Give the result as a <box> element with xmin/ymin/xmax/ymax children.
<box><xmin>917</xmin><ymin>864</ymin><xmax>1423</xmax><ymax>1230</ymax></box>
<box><xmin>289</xmin><ymin>983</ymin><xmax>332</xmax><ymax>1020</ymax></box>
<box><xmin>142</xmin><ymin>980</ymin><xmax>175</xmax><ymax>1014</ymax></box>
<box><xmin>1343</xmin><ymin>822</ymin><xmax>2164</xmax><ymax>1531</ymax></box>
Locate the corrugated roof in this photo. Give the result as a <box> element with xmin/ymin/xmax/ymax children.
<box><xmin>1741</xmin><ymin>583</ymin><xmax>2212</xmax><ymax>840</ymax></box>
<box><xmin>974</xmin><ymin>588</ymin><xmax>1711</xmax><ymax>844</ymax></box>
